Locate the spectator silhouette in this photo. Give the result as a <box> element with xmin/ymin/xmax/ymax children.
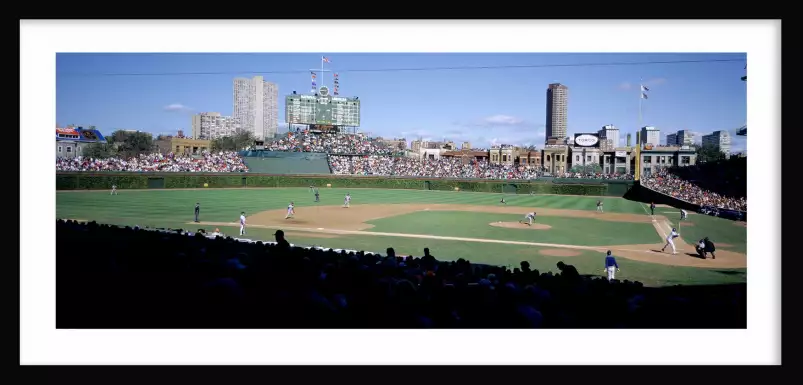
<box><xmin>55</xmin><ymin>219</ymin><xmax>746</xmax><ymax>329</ymax></box>
<box><xmin>274</xmin><ymin>230</ymin><xmax>290</xmax><ymax>249</ymax></box>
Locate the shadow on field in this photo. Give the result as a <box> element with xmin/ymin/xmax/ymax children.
<box><xmin>711</xmin><ymin>270</ymin><xmax>746</xmax><ymax>276</ymax></box>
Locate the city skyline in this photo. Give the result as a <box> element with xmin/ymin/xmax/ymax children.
<box><xmin>56</xmin><ymin>53</ymin><xmax>747</xmax><ymax>152</ymax></box>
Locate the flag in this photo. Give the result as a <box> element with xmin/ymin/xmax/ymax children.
<box><xmin>322</xmin><ymin>56</ymin><xmax>331</xmax><ymax>63</ymax></box>
<box><xmin>641</xmin><ymin>85</ymin><xmax>650</xmax><ymax>92</ymax></box>
<box><xmin>641</xmin><ymin>93</ymin><xmax>648</xmax><ymax>99</ymax></box>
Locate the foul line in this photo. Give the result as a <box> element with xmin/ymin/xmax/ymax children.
<box><xmin>639</xmin><ymin>203</ymin><xmax>669</xmax><ymax>242</ymax></box>
<box><xmin>192</xmin><ymin>221</ymin><xmax>657</xmax><ymax>255</ymax></box>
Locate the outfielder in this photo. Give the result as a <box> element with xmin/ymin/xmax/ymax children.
<box><xmin>111</xmin><ymin>184</ymin><xmax>118</xmax><ymax>195</ymax></box>
<box><xmin>239</xmin><ymin>212</ymin><xmax>246</xmax><ymax>236</ymax></box>
<box><xmin>603</xmin><ymin>250</ymin><xmax>620</xmax><ymax>281</ymax></box>
<box><xmin>661</xmin><ymin>227</ymin><xmax>679</xmax><ymax>254</ymax></box>
<box><xmin>314</xmin><ymin>188</ymin><xmax>320</xmax><ymax>202</ymax></box>
<box><xmin>343</xmin><ymin>193</ymin><xmax>351</xmax><ymax>208</ymax></box>
<box><xmin>596</xmin><ymin>200</ymin><xmax>604</xmax><ymax>213</ymax></box>
<box><xmin>520</xmin><ymin>212</ymin><xmax>536</xmax><ymax>226</ymax></box>
<box><xmin>500</xmin><ymin>198</ymin><xmax>507</xmax><ymax>204</ymax></box>
<box><xmin>285</xmin><ymin>202</ymin><xmax>295</xmax><ymax>219</ymax></box>
<box><xmin>680</xmin><ymin>209</ymin><xmax>688</xmax><ymax>221</ymax></box>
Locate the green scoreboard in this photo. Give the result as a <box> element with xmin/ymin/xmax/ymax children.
<box><xmin>285</xmin><ymin>86</ymin><xmax>361</xmax><ymax>126</ymax></box>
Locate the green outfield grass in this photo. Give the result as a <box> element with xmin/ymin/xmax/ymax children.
<box><xmin>56</xmin><ymin>187</ymin><xmax>747</xmax><ymax>287</ymax></box>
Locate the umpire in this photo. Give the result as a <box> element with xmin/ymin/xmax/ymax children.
<box><xmin>703</xmin><ymin>237</ymin><xmax>716</xmax><ymax>259</ymax></box>
<box><xmin>194</xmin><ymin>203</ymin><xmax>200</xmax><ymax>222</ymax></box>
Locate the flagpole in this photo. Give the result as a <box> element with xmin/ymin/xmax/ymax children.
<box><xmin>638</xmin><ymin>77</ymin><xmax>643</xmax><ymax>129</ymax></box>
<box><xmin>321</xmin><ymin>57</ymin><xmax>325</xmax><ymax>89</ymax></box>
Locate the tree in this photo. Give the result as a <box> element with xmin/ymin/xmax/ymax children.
<box><xmin>569</xmin><ymin>163</ymin><xmax>602</xmax><ymax>174</ymax></box>
<box><xmin>212</xmin><ymin>131</ymin><xmax>256</xmax><ymax>151</ymax></box>
<box><xmin>695</xmin><ymin>144</ymin><xmax>726</xmax><ymax>163</ymax></box>
<box><xmin>107</xmin><ymin>130</ymin><xmax>154</xmax><ymax>158</ymax></box>
<box><xmin>82</xmin><ymin>143</ymin><xmax>117</xmax><ymax>159</ymax></box>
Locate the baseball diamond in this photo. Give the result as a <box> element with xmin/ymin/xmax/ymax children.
<box><xmin>57</xmin><ymin>183</ymin><xmax>746</xmax><ymax>287</ymax></box>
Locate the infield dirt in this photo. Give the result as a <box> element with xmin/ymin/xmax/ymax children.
<box><xmin>193</xmin><ymin>203</ymin><xmax>746</xmax><ymax>269</ymax></box>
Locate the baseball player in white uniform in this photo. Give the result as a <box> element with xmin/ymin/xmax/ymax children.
<box><xmin>239</xmin><ymin>212</ymin><xmax>246</xmax><ymax>236</ymax></box>
<box><xmin>111</xmin><ymin>184</ymin><xmax>118</xmax><ymax>195</ymax></box>
<box><xmin>680</xmin><ymin>209</ymin><xmax>688</xmax><ymax>221</ymax></box>
<box><xmin>285</xmin><ymin>202</ymin><xmax>295</xmax><ymax>219</ymax></box>
<box><xmin>661</xmin><ymin>227</ymin><xmax>679</xmax><ymax>254</ymax></box>
<box><xmin>596</xmin><ymin>200</ymin><xmax>604</xmax><ymax>213</ymax></box>
<box><xmin>343</xmin><ymin>193</ymin><xmax>351</xmax><ymax>208</ymax></box>
<box><xmin>520</xmin><ymin>212</ymin><xmax>536</xmax><ymax>226</ymax></box>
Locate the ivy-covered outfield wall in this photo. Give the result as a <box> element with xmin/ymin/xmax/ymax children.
<box><xmin>55</xmin><ymin>172</ymin><xmax>635</xmax><ymax>197</ymax></box>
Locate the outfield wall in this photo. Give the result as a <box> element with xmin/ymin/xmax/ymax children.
<box><xmin>56</xmin><ymin>172</ymin><xmax>635</xmax><ymax>196</ymax></box>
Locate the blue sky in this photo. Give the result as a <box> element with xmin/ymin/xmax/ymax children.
<box><xmin>56</xmin><ymin>53</ymin><xmax>747</xmax><ymax>152</ymax></box>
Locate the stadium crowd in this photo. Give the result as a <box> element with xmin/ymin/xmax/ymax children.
<box><xmin>266</xmin><ymin>130</ymin><xmax>400</xmax><ymax>155</ymax></box>
<box><xmin>640</xmin><ymin>169</ymin><xmax>746</xmax><ymax>212</ymax></box>
<box><xmin>57</xmin><ymin>219</ymin><xmax>746</xmax><ymax>328</ymax></box>
<box><xmin>555</xmin><ymin>172</ymin><xmax>634</xmax><ymax>180</ymax></box>
<box><xmin>328</xmin><ymin>155</ymin><xmax>541</xmax><ymax>180</ymax></box>
<box><xmin>55</xmin><ymin>151</ymin><xmax>249</xmax><ymax>172</ymax></box>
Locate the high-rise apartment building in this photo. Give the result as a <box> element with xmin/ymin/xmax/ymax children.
<box><xmin>665</xmin><ymin>129</ymin><xmax>695</xmax><ymax>146</ymax></box>
<box><xmin>702</xmin><ymin>130</ymin><xmax>731</xmax><ymax>156</ymax></box>
<box><xmin>191</xmin><ymin>112</ymin><xmax>240</xmax><ymax>140</ymax></box>
<box><xmin>640</xmin><ymin>126</ymin><xmax>661</xmax><ymax>147</ymax></box>
<box><xmin>676</xmin><ymin>130</ymin><xmax>695</xmax><ymax>146</ymax></box>
<box><xmin>597</xmin><ymin>124</ymin><xmax>620</xmax><ymax>148</ymax></box>
<box><xmin>666</xmin><ymin>133</ymin><xmax>678</xmax><ymax>146</ymax></box>
<box><xmin>233</xmin><ymin>76</ymin><xmax>279</xmax><ymax>140</ymax></box>
<box><xmin>545</xmin><ymin>83</ymin><xmax>568</xmax><ymax>142</ymax></box>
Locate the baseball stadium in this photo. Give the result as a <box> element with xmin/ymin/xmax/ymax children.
<box><xmin>56</xmin><ymin>62</ymin><xmax>747</xmax><ymax>328</ymax></box>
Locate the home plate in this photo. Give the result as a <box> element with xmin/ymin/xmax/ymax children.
<box><xmin>317</xmin><ymin>228</ymin><xmax>324</xmax><ymax>230</ymax></box>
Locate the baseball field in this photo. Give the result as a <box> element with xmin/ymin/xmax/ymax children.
<box><xmin>56</xmin><ymin>187</ymin><xmax>747</xmax><ymax>287</ymax></box>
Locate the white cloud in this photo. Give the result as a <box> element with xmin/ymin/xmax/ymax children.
<box><xmin>482</xmin><ymin>114</ymin><xmax>524</xmax><ymax>125</ymax></box>
<box><xmin>392</xmin><ymin>115</ymin><xmax>545</xmax><ymax>148</ymax></box>
<box><xmin>163</xmin><ymin>103</ymin><xmax>193</xmax><ymax>113</ymax></box>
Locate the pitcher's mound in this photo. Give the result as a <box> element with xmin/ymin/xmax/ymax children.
<box><xmin>540</xmin><ymin>249</ymin><xmax>582</xmax><ymax>257</ymax></box>
<box><xmin>489</xmin><ymin>221</ymin><xmax>552</xmax><ymax>230</ymax></box>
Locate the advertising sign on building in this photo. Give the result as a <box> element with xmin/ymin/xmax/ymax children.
<box><xmin>573</xmin><ymin>133</ymin><xmax>600</xmax><ymax>147</ymax></box>
<box><xmin>615</xmin><ymin>150</ymin><xmax>627</xmax><ymax>157</ymax></box>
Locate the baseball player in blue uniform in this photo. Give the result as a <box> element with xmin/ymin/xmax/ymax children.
<box><xmin>314</xmin><ymin>188</ymin><xmax>320</xmax><ymax>202</ymax></box>
<box><xmin>603</xmin><ymin>250</ymin><xmax>620</xmax><ymax>281</ymax></box>
<box><xmin>194</xmin><ymin>203</ymin><xmax>200</xmax><ymax>222</ymax></box>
